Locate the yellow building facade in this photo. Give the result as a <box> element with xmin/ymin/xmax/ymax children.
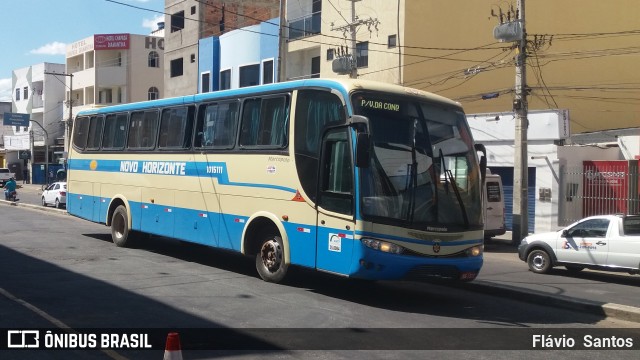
<box><xmin>291</xmin><ymin>0</ymin><xmax>639</xmax><ymax>134</ymax></box>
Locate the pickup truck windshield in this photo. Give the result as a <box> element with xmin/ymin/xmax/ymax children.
<box><xmin>353</xmin><ymin>92</ymin><xmax>482</xmax><ymax>231</ymax></box>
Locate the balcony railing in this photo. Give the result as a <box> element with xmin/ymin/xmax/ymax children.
<box><xmin>288</xmin><ymin>11</ymin><xmax>321</xmax><ymax>41</ymax></box>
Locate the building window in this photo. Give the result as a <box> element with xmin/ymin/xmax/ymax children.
<box><xmin>148</xmin><ymin>51</ymin><xmax>159</xmax><ymax>67</ymax></box>
<box><xmin>148</xmin><ymin>87</ymin><xmax>159</xmax><ymax>100</ymax></box>
<box><xmin>15</xmin><ymin>88</ymin><xmax>20</xmax><ymax>101</ymax></box>
<box><xmin>170</xmin><ymin>58</ymin><xmax>184</xmax><ymax>77</ymax></box>
<box><xmin>388</xmin><ymin>34</ymin><xmax>397</xmax><ymax>48</ymax></box>
<box><xmin>23</xmin><ymin>87</ymin><xmax>29</xmax><ymax>100</ymax></box>
<box><xmin>220</xmin><ymin>69</ymin><xmax>231</xmax><ymax>90</ymax></box>
<box><xmin>201</xmin><ymin>73</ymin><xmax>210</xmax><ymax>93</ymax></box>
<box><xmin>99</xmin><ymin>89</ymin><xmax>113</xmax><ymax>104</ymax></box>
<box><xmin>311</xmin><ymin>56</ymin><xmax>320</xmax><ymax>78</ymax></box>
<box><xmin>191</xmin><ymin>6</ymin><xmax>196</xmax><ymax>15</ymax></box>
<box><xmin>171</xmin><ymin>10</ymin><xmax>185</xmax><ymax>32</ymax></box>
<box><xmin>356</xmin><ymin>41</ymin><xmax>369</xmax><ymax>68</ymax></box>
<box><xmin>326</xmin><ymin>48</ymin><xmax>334</xmax><ymax>61</ymax></box>
<box><xmin>239</xmin><ymin>64</ymin><xmax>260</xmax><ymax>88</ymax></box>
<box><xmin>190</xmin><ymin>54</ymin><xmax>196</xmax><ymax>63</ymax></box>
<box><xmin>262</xmin><ymin>60</ymin><xmax>274</xmax><ymax>84</ymax></box>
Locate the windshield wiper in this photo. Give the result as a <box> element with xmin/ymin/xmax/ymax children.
<box><xmin>439</xmin><ymin>149</ymin><xmax>469</xmax><ymax>227</ymax></box>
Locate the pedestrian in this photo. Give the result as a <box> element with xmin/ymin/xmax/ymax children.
<box><xmin>22</xmin><ymin>168</ymin><xmax>29</xmax><ymax>184</ymax></box>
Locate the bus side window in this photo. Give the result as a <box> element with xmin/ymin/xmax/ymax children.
<box><xmin>319</xmin><ymin>128</ymin><xmax>353</xmax><ymax>215</ymax></box>
<box><xmin>102</xmin><ymin>113</ymin><xmax>129</xmax><ymax>150</ymax></box>
<box><xmin>128</xmin><ymin>110</ymin><xmax>158</xmax><ymax>150</ymax></box>
<box><xmin>195</xmin><ymin>101</ymin><xmax>238</xmax><ymax>149</ymax></box>
<box><xmin>294</xmin><ymin>90</ymin><xmax>346</xmax><ymax>203</ymax></box>
<box><xmin>239</xmin><ymin>96</ymin><xmax>288</xmax><ymax>148</ymax></box>
<box><xmin>86</xmin><ymin>115</ymin><xmax>104</xmax><ymax>150</ymax></box>
<box><xmin>73</xmin><ymin>116</ymin><xmax>90</xmax><ymax>150</ymax></box>
<box><xmin>158</xmin><ymin>106</ymin><xmax>194</xmax><ymax>149</ymax></box>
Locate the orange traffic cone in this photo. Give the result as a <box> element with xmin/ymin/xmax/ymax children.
<box><xmin>163</xmin><ymin>332</ymin><xmax>183</xmax><ymax>360</ymax></box>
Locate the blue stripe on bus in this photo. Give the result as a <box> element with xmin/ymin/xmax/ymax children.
<box><xmin>67</xmin><ymin>159</ymin><xmax>297</xmax><ymax>193</ymax></box>
<box><xmin>68</xmin><ymin>191</ymin><xmax>482</xmax><ymax>280</ymax></box>
<box><xmin>68</xmin><ymin>192</ymin><xmax>318</xmax><ymax>268</ymax></box>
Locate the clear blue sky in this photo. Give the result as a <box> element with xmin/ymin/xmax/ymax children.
<box><xmin>0</xmin><ymin>0</ymin><xmax>165</xmax><ymax>102</ymax></box>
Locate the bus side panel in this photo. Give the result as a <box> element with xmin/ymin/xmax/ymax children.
<box><xmin>68</xmin><ymin>180</ymin><xmax>95</xmax><ymax>221</ymax></box>
<box><xmin>283</xmin><ymin>222</ymin><xmax>316</xmax><ymax>268</ymax></box>
<box><xmin>140</xmin><ymin>188</ymin><xmax>174</xmax><ymax>238</ymax></box>
<box><xmin>173</xmin><ymin>191</ymin><xmax>218</xmax><ymax>247</ymax></box>
<box><xmin>218</xmin><ymin>211</ymin><xmax>247</xmax><ymax>251</ymax></box>
<box><xmin>92</xmin><ymin>183</ymin><xmax>101</xmax><ymax>222</ymax></box>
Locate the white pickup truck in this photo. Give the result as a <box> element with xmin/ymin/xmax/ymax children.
<box><xmin>518</xmin><ymin>214</ymin><xmax>640</xmax><ymax>275</ymax></box>
<box><xmin>0</xmin><ymin>168</ymin><xmax>15</xmax><ymax>187</ymax></box>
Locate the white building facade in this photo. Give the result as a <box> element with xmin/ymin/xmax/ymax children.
<box><xmin>6</xmin><ymin>63</ymin><xmax>66</xmax><ymax>182</ymax></box>
<box><xmin>64</xmin><ymin>33</ymin><xmax>165</xmax><ymax>147</ymax></box>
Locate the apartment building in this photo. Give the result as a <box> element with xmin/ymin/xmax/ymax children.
<box><xmin>64</xmin><ymin>33</ymin><xmax>165</xmax><ymax>135</ymax></box>
<box><xmin>5</xmin><ymin>63</ymin><xmax>66</xmax><ymax>182</ymax></box>
<box><xmin>164</xmin><ymin>0</ymin><xmax>280</xmax><ymax>97</ymax></box>
<box><xmin>287</xmin><ymin>0</ymin><xmax>639</xmax><ymax>133</ymax></box>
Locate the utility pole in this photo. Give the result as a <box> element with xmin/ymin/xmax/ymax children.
<box><xmin>330</xmin><ymin>0</ymin><xmax>378</xmax><ymax>78</ymax></box>
<box><xmin>44</xmin><ymin>71</ymin><xmax>74</xmax><ymax>155</ymax></box>
<box><xmin>512</xmin><ymin>0</ymin><xmax>529</xmax><ymax>244</ymax></box>
<box><xmin>277</xmin><ymin>0</ymin><xmax>287</xmax><ymax>82</ymax></box>
<box><xmin>349</xmin><ymin>0</ymin><xmax>359</xmax><ymax>78</ymax></box>
<box><xmin>492</xmin><ymin>0</ymin><xmax>528</xmax><ymax>244</ymax></box>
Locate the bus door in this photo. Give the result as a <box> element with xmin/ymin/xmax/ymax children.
<box><xmin>316</xmin><ymin>128</ymin><xmax>356</xmax><ymax>275</ymax></box>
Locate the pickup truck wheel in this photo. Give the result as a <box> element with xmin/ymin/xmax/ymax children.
<box><xmin>527</xmin><ymin>249</ymin><xmax>552</xmax><ymax>274</ymax></box>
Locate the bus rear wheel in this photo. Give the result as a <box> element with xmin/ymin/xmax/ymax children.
<box><xmin>111</xmin><ymin>205</ymin><xmax>133</xmax><ymax>247</ymax></box>
<box><xmin>256</xmin><ymin>235</ymin><xmax>288</xmax><ymax>283</ymax></box>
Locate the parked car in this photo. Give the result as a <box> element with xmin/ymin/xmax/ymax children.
<box><xmin>0</xmin><ymin>168</ymin><xmax>15</xmax><ymax>187</ymax></box>
<box><xmin>518</xmin><ymin>214</ymin><xmax>640</xmax><ymax>275</ymax></box>
<box><xmin>42</xmin><ymin>182</ymin><xmax>67</xmax><ymax>208</ymax></box>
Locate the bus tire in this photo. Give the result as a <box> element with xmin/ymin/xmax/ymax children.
<box><xmin>256</xmin><ymin>235</ymin><xmax>288</xmax><ymax>283</ymax></box>
<box><xmin>111</xmin><ymin>205</ymin><xmax>133</xmax><ymax>247</ymax></box>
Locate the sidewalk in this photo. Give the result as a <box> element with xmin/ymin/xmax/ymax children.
<box><xmin>467</xmin><ymin>232</ymin><xmax>640</xmax><ymax>323</ymax></box>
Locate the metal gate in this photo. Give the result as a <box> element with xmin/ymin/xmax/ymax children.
<box><xmin>560</xmin><ymin>160</ymin><xmax>640</xmax><ymax>225</ymax></box>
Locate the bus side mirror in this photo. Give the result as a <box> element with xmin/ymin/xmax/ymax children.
<box><xmin>355</xmin><ymin>132</ymin><xmax>370</xmax><ymax>168</ymax></box>
<box><xmin>474</xmin><ymin>143</ymin><xmax>487</xmax><ymax>181</ymax></box>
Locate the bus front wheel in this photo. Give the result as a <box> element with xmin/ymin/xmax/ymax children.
<box><xmin>256</xmin><ymin>235</ymin><xmax>288</xmax><ymax>283</ymax></box>
<box><xmin>111</xmin><ymin>205</ymin><xmax>133</xmax><ymax>247</ymax></box>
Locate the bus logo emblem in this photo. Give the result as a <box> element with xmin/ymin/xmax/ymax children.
<box><xmin>433</xmin><ymin>241</ymin><xmax>441</xmax><ymax>253</ymax></box>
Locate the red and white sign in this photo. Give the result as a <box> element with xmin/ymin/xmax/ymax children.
<box><xmin>94</xmin><ymin>33</ymin><xmax>130</xmax><ymax>50</ymax></box>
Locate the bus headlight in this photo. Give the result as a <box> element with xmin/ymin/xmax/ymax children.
<box><xmin>362</xmin><ymin>238</ymin><xmax>404</xmax><ymax>254</ymax></box>
<box><xmin>465</xmin><ymin>245</ymin><xmax>483</xmax><ymax>257</ymax></box>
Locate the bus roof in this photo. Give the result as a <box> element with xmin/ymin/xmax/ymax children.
<box><xmin>75</xmin><ymin>78</ymin><xmax>462</xmax><ymax>117</ymax></box>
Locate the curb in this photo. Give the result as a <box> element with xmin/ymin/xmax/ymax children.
<box><xmin>0</xmin><ymin>198</ymin><xmax>69</xmax><ymax>215</ymax></box>
<box><xmin>460</xmin><ymin>280</ymin><xmax>640</xmax><ymax>323</ymax></box>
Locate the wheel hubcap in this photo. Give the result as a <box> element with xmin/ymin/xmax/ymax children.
<box><xmin>260</xmin><ymin>239</ymin><xmax>282</xmax><ymax>272</ymax></box>
<box><xmin>532</xmin><ymin>254</ymin><xmax>546</xmax><ymax>269</ymax></box>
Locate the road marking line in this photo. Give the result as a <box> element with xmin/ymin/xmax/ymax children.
<box><xmin>0</xmin><ymin>287</ymin><xmax>128</xmax><ymax>360</ymax></box>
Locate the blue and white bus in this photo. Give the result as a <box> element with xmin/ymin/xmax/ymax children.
<box><xmin>68</xmin><ymin>78</ymin><xmax>486</xmax><ymax>283</ymax></box>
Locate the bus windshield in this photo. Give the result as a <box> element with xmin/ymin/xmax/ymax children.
<box><xmin>353</xmin><ymin>92</ymin><xmax>482</xmax><ymax>231</ymax></box>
